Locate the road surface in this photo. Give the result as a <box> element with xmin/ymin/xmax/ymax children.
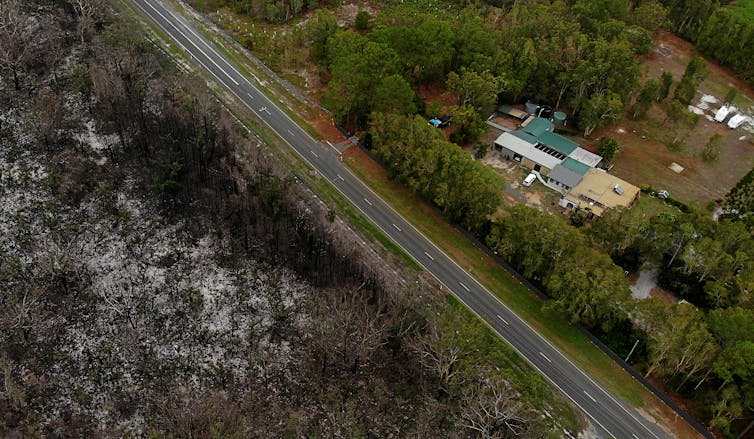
<box><xmin>128</xmin><ymin>1</ymin><xmax>672</xmax><ymax>437</ymax></box>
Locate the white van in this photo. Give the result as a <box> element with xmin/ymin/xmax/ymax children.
<box><xmin>523</xmin><ymin>172</ymin><xmax>537</xmax><ymax>187</ymax></box>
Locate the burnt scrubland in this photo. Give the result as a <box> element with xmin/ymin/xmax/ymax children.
<box><xmin>0</xmin><ymin>1</ymin><xmax>583</xmax><ymax>437</ymax></box>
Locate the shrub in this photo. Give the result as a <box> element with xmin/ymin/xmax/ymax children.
<box><xmin>355</xmin><ymin>10</ymin><xmax>371</xmax><ymax>30</ymax></box>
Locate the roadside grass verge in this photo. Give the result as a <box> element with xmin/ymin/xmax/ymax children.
<box><xmin>343</xmin><ymin>149</ymin><xmax>649</xmax><ymax>408</ymax></box>
<box><xmin>443</xmin><ymin>295</ymin><xmax>585</xmax><ymax>432</ymax></box>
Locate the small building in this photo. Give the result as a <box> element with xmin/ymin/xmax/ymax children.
<box><xmin>493</xmin><ymin>117</ymin><xmax>602</xmax><ymax>191</ymax></box>
<box><xmin>494</xmin><ymin>131</ymin><xmax>561</xmax><ymax>174</ymax></box>
<box><xmin>547</xmin><ymin>158</ymin><xmax>591</xmax><ymax>193</ymax></box>
<box><xmin>559</xmin><ymin>168</ymin><xmax>640</xmax><ymax>216</ymax></box>
<box><xmin>497</xmin><ymin>105</ymin><xmax>529</xmax><ymax>121</ymax></box>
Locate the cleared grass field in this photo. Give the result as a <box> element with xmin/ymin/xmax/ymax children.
<box><xmin>731</xmin><ymin>0</ymin><xmax>754</xmax><ymax>22</ymax></box>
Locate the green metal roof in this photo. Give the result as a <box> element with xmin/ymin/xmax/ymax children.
<box><xmin>522</xmin><ymin>117</ymin><xmax>553</xmax><ymax>137</ymax></box>
<box><xmin>517</xmin><ymin>117</ymin><xmax>579</xmax><ymax>155</ymax></box>
<box><xmin>538</xmin><ymin>131</ymin><xmax>579</xmax><ymax>155</ymax></box>
<box><xmin>510</xmin><ymin>130</ymin><xmax>538</xmax><ymax>144</ymax></box>
<box><xmin>560</xmin><ymin>157</ymin><xmax>591</xmax><ymax>176</ymax></box>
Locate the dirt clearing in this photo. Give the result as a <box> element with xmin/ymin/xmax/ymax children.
<box><xmin>594</xmin><ymin>31</ymin><xmax>754</xmax><ymax>205</ymax></box>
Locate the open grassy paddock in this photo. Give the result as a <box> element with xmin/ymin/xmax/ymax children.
<box><xmin>598</xmin><ymin>31</ymin><xmax>754</xmax><ymax>206</ymax></box>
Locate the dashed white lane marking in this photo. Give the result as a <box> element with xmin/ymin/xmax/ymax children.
<box><xmin>392</xmin><ymin>223</ymin><xmax>402</xmax><ymax>232</ymax></box>
<box><xmin>584</xmin><ymin>390</ymin><xmax>597</xmax><ymax>403</ymax></box>
<box><xmin>287</xmin><ymin>129</ymin><xmax>295</xmax><ymax>136</ymax></box>
<box><xmin>497</xmin><ymin>315</ymin><xmax>510</xmax><ymax>325</ymax></box>
<box><xmin>309</xmin><ymin>150</ymin><xmax>318</xmax><ymax>158</ymax></box>
<box><xmin>539</xmin><ymin>352</ymin><xmax>552</xmax><ymax>363</ymax></box>
<box><xmin>424</xmin><ymin>251</ymin><xmax>435</xmax><ymax>261</ymax></box>
<box><xmin>246</xmin><ymin>93</ymin><xmax>254</xmax><ymax>100</ymax></box>
<box><xmin>632</xmin><ymin>434</ymin><xmax>640</xmax><ymax>439</ymax></box>
<box><xmin>459</xmin><ymin>282</ymin><xmax>470</xmax><ymax>292</ymax></box>
<box><xmin>336</xmin><ymin>174</ymin><xmax>345</xmax><ymax>181</ymax></box>
<box><xmin>140</xmin><ymin>1</ymin><xmax>239</xmax><ymax>86</ymax></box>
<box><xmin>363</xmin><ymin>198</ymin><xmax>373</xmax><ymax>206</ymax></box>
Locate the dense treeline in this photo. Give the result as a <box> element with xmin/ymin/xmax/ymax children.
<box><xmin>0</xmin><ymin>0</ymin><xmax>580</xmax><ymax>436</ymax></box>
<box><xmin>487</xmin><ymin>197</ymin><xmax>754</xmax><ymax>434</ymax></box>
<box><xmin>368</xmin><ymin>113</ymin><xmax>503</xmax><ymax>234</ymax></box>
<box><xmin>593</xmin><ymin>207</ymin><xmax>754</xmax><ymax>309</ymax></box>
<box><xmin>663</xmin><ymin>0</ymin><xmax>754</xmax><ymax>85</ymax></box>
<box><xmin>305</xmin><ymin>0</ymin><xmax>647</xmax><ymax>138</ymax></box>
<box><xmin>487</xmin><ymin>205</ymin><xmax>632</xmax><ymax>331</ymax></box>
<box><xmin>591</xmin><ymin>206</ymin><xmax>754</xmax><ymax>434</ymax></box>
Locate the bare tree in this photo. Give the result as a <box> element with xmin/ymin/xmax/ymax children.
<box><xmin>460</xmin><ymin>376</ymin><xmax>539</xmax><ymax>439</ymax></box>
<box><xmin>69</xmin><ymin>0</ymin><xmax>102</xmax><ymax>45</ymax></box>
<box><xmin>411</xmin><ymin>325</ymin><xmax>462</xmax><ymax>395</ymax></box>
<box><xmin>307</xmin><ymin>285</ymin><xmax>388</xmax><ymax>377</ymax></box>
<box><xmin>28</xmin><ymin>87</ymin><xmax>66</xmax><ymax>151</ymax></box>
<box><xmin>0</xmin><ymin>1</ymin><xmax>33</xmax><ymax>90</ymax></box>
<box><xmin>0</xmin><ymin>357</ymin><xmax>26</xmax><ymax>412</ymax></box>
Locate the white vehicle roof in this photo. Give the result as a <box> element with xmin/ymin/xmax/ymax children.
<box><xmin>728</xmin><ymin>114</ymin><xmax>746</xmax><ymax>129</ymax></box>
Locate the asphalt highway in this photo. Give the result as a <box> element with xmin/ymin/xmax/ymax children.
<box><xmin>129</xmin><ymin>1</ymin><xmax>672</xmax><ymax>437</ymax></box>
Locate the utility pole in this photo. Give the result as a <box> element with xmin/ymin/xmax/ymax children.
<box><xmin>624</xmin><ymin>339</ymin><xmax>640</xmax><ymax>364</ymax></box>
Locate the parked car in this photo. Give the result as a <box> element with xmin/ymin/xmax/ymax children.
<box><xmin>523</xmin><ymin>172</ymin><xmax>537</xmax><ymax>187</ymax></box>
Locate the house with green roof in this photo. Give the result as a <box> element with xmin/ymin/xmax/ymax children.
<box><xmin>493</xmin><ymin>117</ymin><xmax>602</xmax><ymax>193</ymax></box>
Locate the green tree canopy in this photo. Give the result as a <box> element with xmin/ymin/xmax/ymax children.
<box><xmin>370</xmin><ymin>113</ymin><xmax>501</xmax><ymax>233</ymax></box>
<box><xmin>370</xmin><ymin>16</ymin><xmax>456</xmax><ymax>83</ymax></box>
<box><xmin>596</xmin><ymin>137</ymin><xmax>620</xmax><ymax>164</ymax></box>
<box><xmin>322</xmin><ymin>31</ymin><xmax>400</xmax><ymax>123</ymax></box>
<box><xmin>306</xmin><ymin>9</ymin><xmax>338</xmax><ymax>64</ymax></box>
<box><xmin>446</xmin><ymin>68</ymin><xmax>507</xmax><ymax>117</ymax></box>
<box><xmin>544</xmin><ymin>245</ymin><xmax>631</xmax><ymax>330</ymax></box>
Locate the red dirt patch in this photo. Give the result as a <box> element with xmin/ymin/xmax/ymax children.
<box><xmin>308</xmin><ymin>108</ymin><xmax>348</xmax><ymax>144</ymax></box>
<box><xmin>415</xmin><ymin>80</ymin><xmax>456</xmax><ymax>109</ymax></box>
<box><xmin>648</xmin><ymin>31</ymin><xmax>754</xmax><ymax>99</ymax></box>
<box><xmin>649</xmin><ymin>287</ymin><xmax>679</xmax><ymax>305</ymax></box>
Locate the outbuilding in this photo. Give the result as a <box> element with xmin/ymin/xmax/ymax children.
<box><xmin>558</xmin><ymin>168</ymin><xmax>640</xmax><ymax>216</ymax></box>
